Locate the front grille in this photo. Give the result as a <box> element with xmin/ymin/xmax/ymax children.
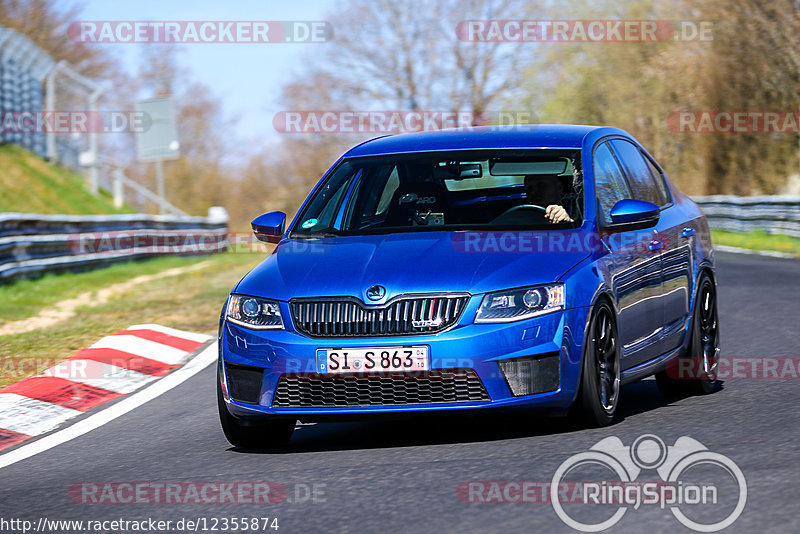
<box><xmin>272</xmin><ymin>369</ymin><xmax>490</xmax><ymax>407</ymax></box>
<box><xmin>289</xmin><ymin>295</ymin><xmax>469</xmax><ymax>337</ymax></box>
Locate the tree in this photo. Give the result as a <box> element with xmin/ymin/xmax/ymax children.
<box><xmin>265</xmin><ymin>0</ymin><xmax>539</xmax><ymax>212</ymax></box>
<box><xmin>529</xmin><ymin>0</ymin><xmax>800</xmax><ymax>195</ymax></box>
<box><xmin>0</xmin><ymin>0</ymin><xmax>116</xmax><ymax>77</ymax></box>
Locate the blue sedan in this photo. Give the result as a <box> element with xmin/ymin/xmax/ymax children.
<box><xmin>217</xmin><ymin>125</ymin><xmax>719</xmax><ymax>447</ymax></box>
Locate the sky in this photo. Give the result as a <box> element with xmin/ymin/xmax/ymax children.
<box><xmin>79</xmin><ymin>0</ymin><xmax>338</xmax><ymax>154</ymax></box>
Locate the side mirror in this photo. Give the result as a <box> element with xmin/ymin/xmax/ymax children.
<box><xmin>609</xmin><ymin>199</ymin><xmax>660</xmax><ymax>226</ymax></box>
<box><xmin>251</xmin><ymin>211</ymin><xmax>286</xmax><ymax>244</ymax></box>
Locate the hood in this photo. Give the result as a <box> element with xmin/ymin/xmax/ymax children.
<box><xmin>235</xmin><ymin>231</ymin><xmax>589</xmax><ymax>303</ymax></box>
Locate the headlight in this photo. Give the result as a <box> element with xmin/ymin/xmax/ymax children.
<box><xmin>225</xmin><ymin>294</ymin><xmax>284</xmax><ymax>329</ymax></box>
<box><xmin>475</xmin><ymin>284</ymin><xmax>565</xmax><ymax>323</ymax></box>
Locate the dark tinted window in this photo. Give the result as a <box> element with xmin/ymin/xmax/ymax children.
<box><xmin>643</xmin><ymin>155</ymin><xmax>670</xmax><ymax>204</ymax></box>
<box><xmin>593</xmin><ymin>142</ymin><xmax>632</xmax><ymax>224</ymax></box>
<box><xmin>292</xmin><ymin>149</ymin><xmax>583</xmax><ymax>235</ymax></box>
<box><xmin>609</xmin><ymin>139</ymin><xmax>667</xmax><ymax>206</ymax></box>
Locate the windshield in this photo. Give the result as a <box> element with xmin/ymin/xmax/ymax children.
<box><xmin>291</xmin><ymin>149</ymin><xmax>583</xmax><ymax>237</ymax></box>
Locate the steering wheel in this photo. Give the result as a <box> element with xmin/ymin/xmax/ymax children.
<box><xmin>491</xmin><ymin>204</ymin><xmax>549</xmax><ymax>225</ymax></box>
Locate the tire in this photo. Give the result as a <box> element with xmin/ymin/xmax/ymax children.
<box><xmin>217</xmin><ymin>379</ymin><xmax>295</xmax><ymax>449</ymax></box>
<box><xmin>656</xmin><ymin>273</ymin><xmax>720</xmax><ymax>396</ymax></box>
<box><xmin>575</xmin><ymin>301</ymin><xmax>621</xmax><ymax>427</ymax></box>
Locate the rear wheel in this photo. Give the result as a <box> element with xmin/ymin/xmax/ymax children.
<box><xmin>217</xmin><ymin>379</ymin><xmax>295</xmax><ymax>449</ymax></box>
<box><xmin>575</xmin><ymin>301</ymin><xmax>620</xmax><ymax>427</ymax></box>
<box><xmin>656</xmin><ymin>273</ymin><xmax>719</xmax><ymax>396</ymax></box>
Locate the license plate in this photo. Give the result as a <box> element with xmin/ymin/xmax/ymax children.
<box><xmin>316</xmin><ymin>346</ymin><xmax>429</xmax><ymax>374</ymax></box>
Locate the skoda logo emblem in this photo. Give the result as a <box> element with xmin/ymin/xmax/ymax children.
<box><xmin>366</xmin><ymin>285</ymin><xmax>386</xmax><ymax>301</ymax></box>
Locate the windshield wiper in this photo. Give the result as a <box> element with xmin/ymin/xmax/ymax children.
<box><xmin>294</xmin><ymin>227</ymin><xmax>342</xmax><ymax>238</ymax></box>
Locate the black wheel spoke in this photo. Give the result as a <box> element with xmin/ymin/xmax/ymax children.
<box><xmin>699</xmin><ymin>282</ymin><xmax>719</xmax><ymax>383</ymax></box>
<box><xmin>603</xmin><ymin>333</ymin><xmax>615</xmax><ymax>354</ymax></box>
<box><xmin>701</xmin><ymin>286</ymin><xmax>715</xmax><ymax>327</ymax></box>
<box><xmin>592</xmin><ymin>308</ymin><xmax>619</xmax><ymax>413</ymax></box>
<box><xmin>705</xmin><ymin>291</ymin><xmax>715</xmax><ymax>317</ymax></box>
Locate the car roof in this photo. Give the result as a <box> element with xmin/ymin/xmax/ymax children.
<box><xmin>343</xmin><ymin>124</ymin><xmax>628</xmax><ymax>157</ymax></box>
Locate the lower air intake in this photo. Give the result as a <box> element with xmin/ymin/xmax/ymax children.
<box><xmin>498</xmin><ymin>353</ymin><xmax>560</xmax><ymax>396</ymax></box>
<box><xmin>272</xmin><ymin>369</ymin><xmax>490</xmax><ymax>407</ymax></box>
<box><xmin>225</xmin><ymin>363</ymin><xmax>264</xmax><ymax>404</ymax></box>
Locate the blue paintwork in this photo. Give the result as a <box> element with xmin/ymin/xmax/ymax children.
<box><xmin>609</xmin><ymin>199</ymin><xmax>660</xmax><ymax>224</ymax></box>
<box><xmin>251</xmin><ymin>211</ymin><xmax>286</xmax><ymax>243</ymax></box>
<box><xmin>235</xmin><ymin>231</ymin><xmax>589</xmax><ymax>303</ymax></box>
<box><xmin>220</xmin><ymin>125</ymin><xmax>714</xmax><ymax>420</ymax></box>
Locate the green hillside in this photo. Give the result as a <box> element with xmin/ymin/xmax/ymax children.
<box><xmin>0</xmin><ymin>144</ymin><xmax>135</xmax><ymax>215</ymax></box>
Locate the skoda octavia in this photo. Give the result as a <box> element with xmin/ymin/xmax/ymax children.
<box><xmin>217</xmin><ymin>125</ymin><xmax>719</xmax><ymax>448</ymax></box>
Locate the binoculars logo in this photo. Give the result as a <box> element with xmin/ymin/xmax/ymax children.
<box><xmin>551</xmin><ymin>434</ymin><xmax>747</xmax><ymax>532</ymax></box>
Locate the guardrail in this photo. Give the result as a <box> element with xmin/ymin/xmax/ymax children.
<box><xmin>693</xmin><ymin>195</ymin><xmax>800</xmax><ymax>238</ymax></box>
<box><xmin>0</xmin><ymin>209</ymin><xmax>228</xmax><ymax>283</ymax></box>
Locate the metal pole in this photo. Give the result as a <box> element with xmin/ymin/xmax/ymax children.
<box><xmin>113</xmin><ymin>167</ymin><xmax>124</xmax><ymax>208</ymax></box>
<box><xmin>88</xmin><ymin>93</ymin><xmax>100</xmax><ymax>194</ymax></box>
<box><xmin>155</xmin><ymin>159</ymin><xmax>166</xmax><ymax>214</ymax></box>
<box><xmin>86</xmin><ymin>81</ymin><xmax>109</xmax><ymax>194</ymax></box>
<box><xmin>45</xmin><ymin>61</ymin><xmax>66</xmax><ymax>162</ymax></box>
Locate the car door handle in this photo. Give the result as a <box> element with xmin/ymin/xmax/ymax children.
<box><xmin>648</xmin><ymin>240</ymin><xmax>663</xmax><ymax>251</ymax></box>
<box><xmin>681</xmin><ymin>227</ymin><xmax>695</xmax><ymax>238</ymax></box>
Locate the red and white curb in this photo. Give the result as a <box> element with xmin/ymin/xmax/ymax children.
<box><xmin>0</xmin><ymin>324</ymin><xmax>211</xmax><ymax>451</ymax></box>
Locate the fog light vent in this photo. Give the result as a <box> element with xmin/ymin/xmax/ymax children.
<box><xmin>225</xmin><ymin>363</ymin><xmax>264</xmax><ymax>404</ymax></box>
<box><xmin>498</xmin><ymin>354</ymin><xmax>560</xmax><ymax>396</ymax></box>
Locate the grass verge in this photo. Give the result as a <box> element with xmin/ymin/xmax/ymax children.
<box><xmin>0</xmin><ymin>251</ymin><xmax>264</xmax><ymax>387</ymax></box>
<box><xmin>0</xmin><ymin>144</ymin><xmax>135</xmax><ymax>214</ymax></box>
<box><xmin>0</xmin><ymin>255</ymin><xmax>223</xmax><ymax>323</ymax></box>
<box><xmin>711</xmin><ymin>229</ymin><xmax>800</xmax><ymax>257</ymax></box>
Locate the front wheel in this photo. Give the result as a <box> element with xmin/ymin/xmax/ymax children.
<box><xmin>574</xmin><ymin>301</ymin><xmax>620</xmax><ymax>427</ymax></box>
<box><xmin>656</xmin><ymin>273</ymin><xmax>719</xmax><ymax>396</ymax></box>
<box><xmin>217</xmin><ymin>379</ymin><xmax>295</xmax><ymax>449</ymax></box>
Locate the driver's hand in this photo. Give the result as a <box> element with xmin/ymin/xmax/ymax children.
<box><xmin>545</xmin><ymin>205</ymin><xmax>573</xmax><ymax>224</ymax></box>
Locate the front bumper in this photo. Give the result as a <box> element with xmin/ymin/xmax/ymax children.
<box><xmin>218</xmin><ymin>297</ymin><xmax>590</xmax><ymax>420</ymax></box>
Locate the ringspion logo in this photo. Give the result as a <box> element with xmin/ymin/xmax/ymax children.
<box><xmin>551</xmin><ymin>434</ymin><xmax>746</xmax><ymax>532</ymax></box>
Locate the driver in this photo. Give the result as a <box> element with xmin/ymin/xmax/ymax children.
<box><xmin>523</xmin><ymin>175</ymin><xmax>573</xmax><ymax>224</ymax></box>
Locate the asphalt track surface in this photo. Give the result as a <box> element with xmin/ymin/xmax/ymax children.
<box><xmin>1</xmin><ymin>251</ymin><xmax>798</xmax><ymax>534</ymax></box>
